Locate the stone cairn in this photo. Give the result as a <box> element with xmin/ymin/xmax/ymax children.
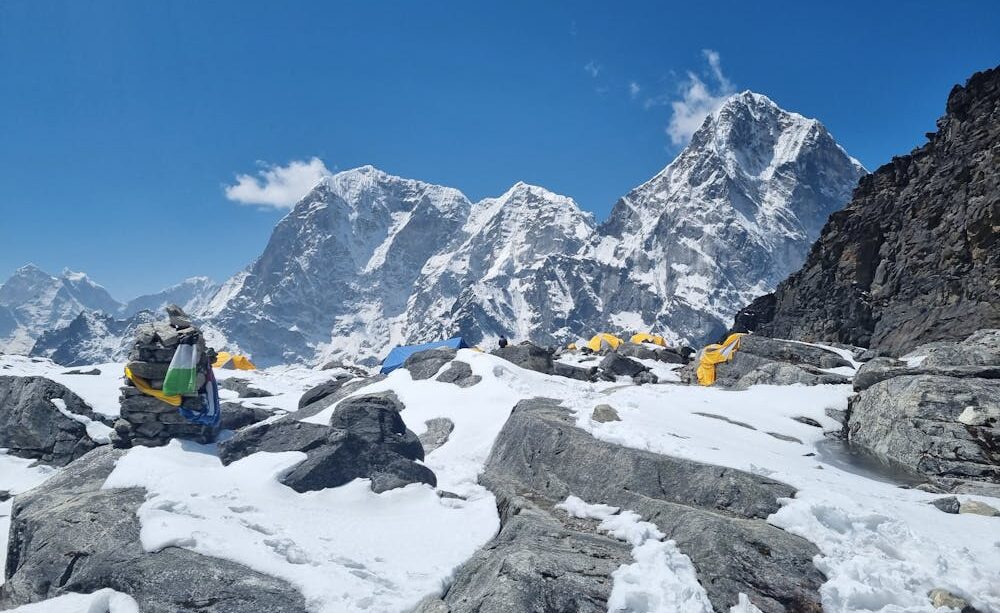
<box><xmin>111</xmin><ymin>306</ymin><xmax>219</xmax><ymax>449</ymax></box>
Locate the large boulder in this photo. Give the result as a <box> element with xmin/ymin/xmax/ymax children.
<box><xmin>0</xmin><ymin>446</ymin><xmax>309</xmax><ymax>612</ymax></box>
<box><xmin>0</xmin><ymin>376</ymin><xmax>107</xmax><ymax>466</ymax></box>
<box><xmin>733</xmin><ymin>362</ymin><xmax>850</xmax><ymax>390</ymax></box>
<box><xmin>436</xmin><ymin>361</ymin><xmax>481</xmax><ymax>388</ymax></box>
<box><xmin>219</xmin><ymin>391</ymin><xmax>435</xmax><ymax>494</ymax></box>
<box><xmin>848</xmin><ymin>374</ymin><xmax>1000</xmax><ymax>494</ymax></box>
<box><xmin>598</xmin><ymin>352</ymin><xmax>648</xmax><ymax>378</ymax></box>
<box><xmin>491</xmin><ymin>343</ymin><xmax>554</xmax><ymax>374</ymax></box>
<box><xmin>218</xmin><ymin>377</ymin><xmax>272</xmax><ymax>398</ymax></box>
<box><xmin>424</xmin><ymin>398</ymin><xmax>824</xmax><ymax>613</ymax></box>
<box><xmin>297</xmin><ymin>374</ymin><xmax>355</xmax><ymax>409</ymax></box>
<box><xmin>404</xmin><ymin>347</ymin><xmax>458</xmax><ymax>380</ymax></box>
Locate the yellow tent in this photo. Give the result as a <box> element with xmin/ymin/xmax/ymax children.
<box><xmin>567</xmin><ymin>342</ymin><xmax>578</xmax><ymax>351</ymax></box>
<box><xmin>213</xmin><ymin>351</ymin><xmax>257</xmax><ymax>370</ymax></box>
<box><xmin>586</xmin><ymin>333</ymin><xmax>623</xmax><ymax>352</ymax></box>
<box><xmin>695</xmin><ymin>333</ymin><xmax>744</xmax><ymax>386</ymax></box>
<box><xmin>630</xmin><ymin>333</ymin><xmax>667</xmax><ymax>347</ymax></box>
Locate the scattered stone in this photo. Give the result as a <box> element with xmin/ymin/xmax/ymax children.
<box><xmin>419</xmin><ymin>417</ymin><xmax>454</xmax><ymax>453</ymax></box>
<box><xmin>733</xmin><ymin>362</ymin><xmax>849</xmax><ymax>390</ymax></box>
<box><xmin>436</xmin><ymin>361</ymin><xmax>482</xmax><ymax>388</ymax></box>
<box><xmin>929</xmin><ymin>496</ymin><xmax>960</xmax><ymax>514</ymax></box>
<box><xmin>958</xmin><ymin>500</ymin><xmax>1000</xmax><ymax>517</ymax></box>
<box><xmin>298</xmin><ymin>374</ymin><xmax>353</xmax><ymax>409</ymax></box>
<box><xmin>590</xmin><ymin>404</ymin><xmax>620</xmax><ymax>423</ymax></box>
<box><xmin>0</xmin><ymin>490</ymin><xmax>11</xmax><ymax>502</ymax></box>
<box><xmin>61</xmin><ymin>368</ymin><xmax>101</xmax><ymax>375</ymax></box>
<box><xmin>598</xmin><ymin>352</ymin><xmax>647</xmax><ymax>378</ymax></box>
<box><xmin>404</xmin><ymin>347</ymin><xmax>458</xmax><ymax>380</ymax></box>
<box><xmin>219</xmin><ymin>377</ymin><xmax>273</xmax><ymax>398</ymax></box>
<box><xmin>0</xmin><ymin>375</ymin><xmax>105</xmax><ymax>465</ymax></box>
<box><xmin>552</xmin><ymin>361</ymin><xmax>596</xmax><ymax>381</ymax></box>
<box><xmin>437</xmin><ymin>490</ymin><xmax>465</xmax><ymax>501</ymax></box>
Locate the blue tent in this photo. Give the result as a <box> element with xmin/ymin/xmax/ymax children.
<box><xmin>379</xmin><ymin>337</ymin><xmax>471</xmax><ymax>374</ymax></box>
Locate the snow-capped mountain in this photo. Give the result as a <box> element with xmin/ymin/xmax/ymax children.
<box><xmin>119</xmin><ymin>276</ymin><xmax>218</xmax><ymax>318</ymax></box>
<box><xmin>204</xmin><ymin>166</ymin><xmax>473</xmax><ymax>365</ymax></box>
<box><xmin>207</xmin><ymin>91</ymin><xmax>864</xmax><ymax>366</ymax></box>
<box><xmin>593</xmin><ymin>91</ymin><xmax>867</xmax><ymax>342</ymax></box>
<box><xmin>0</xmin><ymin>265</ymin><xmax>122</xmax><ymax>354</ymax></box>
<box><xmin>29</xmin><ymin>309</ymin><xmax>157</xmax><ymax>366</ymax></box>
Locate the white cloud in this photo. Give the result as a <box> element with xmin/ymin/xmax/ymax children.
<box><xmin>665</xmin><ymin>49</ymin><xmax>736</xmax><ymax>145</ymax></box>
<box><xmin>629</xmin><ymin>81</ymin><xmax>641</xmax><ymax>99</ymax></box>
<box><xmin>584</xmin><ymin>61</ymin><xmax>601</xmax><ymax>78</ymax></box>
<box><xmin>224</xmin><ymin>157</ymin><xmax>331</xmax><ymax>209</ymax></box>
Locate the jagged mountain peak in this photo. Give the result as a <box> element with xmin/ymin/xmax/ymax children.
<box><xmin>309</xmin><ymin>165</ymin><xmax>471</xmax><ymax>217</ymax></box>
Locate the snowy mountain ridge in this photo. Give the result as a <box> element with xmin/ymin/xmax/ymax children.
<box><xmin>208</xmin><ymin>91</ymin><xmax>865</xmax><ymax>366</ymax></box>
<box><xmin>2</xmin><ymin>91</ymin><xmax>865</xmax><ymax>367</ymax></box>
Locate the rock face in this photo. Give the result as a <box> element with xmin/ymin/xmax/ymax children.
<box><xmin>421</xmin><ymin>398</ymin><xmax>824</xmax><ymax>613</ymax></box>
<box><xmin>202</xmin><ymin>92</ymin><xmax>863</xmax><ymax>367</ymax></box>
<box><xmin>734</xmin><ymin>66</ymin><xmax>1000</xmax><ymax>356</ymax></box>
<box><xmin>218</xmin><ymin>377</ymin><xmax>273</xmax><ymax>398</ymax></box>
<box><xmin>0</xmin><ymin>376</ymin><xmax>107</xmax><ymax>466</ymax></box>
<box><xmin>219</xmin><ymin>391</ymin><xmax>435</xmax><ymax>494</ymax></box>
<box><xmin>0</xmin><ymin>446</ymin><xmax>309</xmax><ymax>612</ymax></box>
<box><xmin>847</xmin><ymin>330</ymin><xmax>1000</xmax><ymax>495</ymax></box>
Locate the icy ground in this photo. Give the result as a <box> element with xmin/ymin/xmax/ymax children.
<box><xmin>1</xmin><ymin>349</ymin><xmax>998</xmax><ymax>612</ymax></box>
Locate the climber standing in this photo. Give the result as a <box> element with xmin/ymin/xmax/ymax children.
<box><xmin>498</xmin><ymin>336</ymin><xmax>509</xmax><ymax>349</ymax></box>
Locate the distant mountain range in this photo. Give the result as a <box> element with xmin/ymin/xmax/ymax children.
<box><xmin>2</xmin><ymin>90</ymin><xmax>865</xmax><ymax>366</ymax></box>
<box><xmin>0</xmin><ymin>268</ymin><xmax>217</xmax><ymax>362</ymax></box>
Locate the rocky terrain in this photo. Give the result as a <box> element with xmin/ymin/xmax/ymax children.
<box><xmin>1</xmin><ymin>329</ymin><xmax>998</xmax><ymax>613</ymax></box>
<box><xmin>734</xmin><ymin>66</ymin><xmax>999</xmax><ymax>355</ymax></box>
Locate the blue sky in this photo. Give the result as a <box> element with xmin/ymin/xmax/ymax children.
<box><xmin>1</xmin><ymin>1</ymin><xmax>998</xmax><ymax>300</ymax></box>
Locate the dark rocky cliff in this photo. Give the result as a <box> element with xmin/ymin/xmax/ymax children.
<box><xmin>733</xmin><ymin>66</ymin><xmax>999</xmax><ymax>355</ymax></box>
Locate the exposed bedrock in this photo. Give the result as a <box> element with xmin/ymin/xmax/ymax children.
<box><xmin>420</xmin><ymin>398</ymin><xmax>824</xmax><ymax>613</ymax></box>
